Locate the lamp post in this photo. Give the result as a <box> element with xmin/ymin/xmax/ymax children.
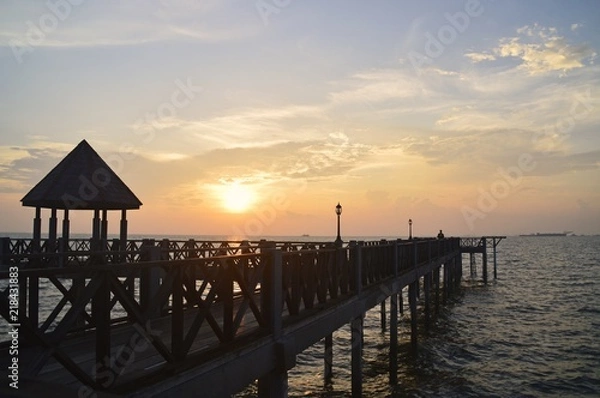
<box><xmin>408</xmin><ymin>218</ymin><xmax>413</xmax><ymax>240</ymax></box>
<box><xmin>335</xmin><ymin>203</ymin><xmax>343</xmax><ymax>247</ymax></box>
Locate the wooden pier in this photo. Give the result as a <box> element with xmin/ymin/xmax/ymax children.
<box><xmin>0</xmin><ymin>236</ymin><xmax>503</xmax><ymax>397</ymax></box>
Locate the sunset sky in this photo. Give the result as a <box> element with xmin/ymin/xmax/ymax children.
<box><xmin>1</xmin><ymin>0</ymin><xmax>599</xmax><ymax>238</ymax></box>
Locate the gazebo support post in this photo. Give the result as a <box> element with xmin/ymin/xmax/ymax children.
<box><xmin>92</xmin><ymin>209</ymin><xmax>101</xmax><ymax>244</ymax></box>
<box><xmin>48</xmin><ymin>208</ymin><xmax>57</xmax><ymax>266</ymax></box>
<box><xmin>32</xmin><ymin>207</ymin><xmax>42</xmax><ymax>260</ymax></box>
<box><xmin>120</xmin><ymin>209</ymin><xmax>128</xmax><ymax>263</ymax></box>
<box><xmin>29</xmin><ymin>206</ymin><xmax>42</xmax><ymax>328</ymax></box>
<box><xmin>101</xmin><ymin>210</ymin><xmax>108</xmax><ymax>245</ymax></box>
<box><xmin>101</xmin><ymin>209</ymin><xmax>108</xmax><ymax>263</ymax></box>
<box><xmin>92</xmin><ymin>209</ymin><xmax>101</xmax><ymax>264</ymax></box>
<box><xmin>60</xmin><ymin>209</ymin><xmax>70</xmax><ymax>267</ymax></box>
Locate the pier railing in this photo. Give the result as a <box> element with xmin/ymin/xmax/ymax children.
<box><xmin>0</xmin><ymin>238</ymin><xmax>286</xmax><ymax>268</ymax></box>
<box><xmin>0</xmin><ymin>238</ymin><xmax>460</xmax><ymax>392</ymax></box>
<box><xmin>459</xmin><ymin>237</ymin><xmax>484</xmax><ymax>249</ymax></box>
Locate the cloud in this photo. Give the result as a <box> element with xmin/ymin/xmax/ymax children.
<box><xmin>132</xmin><ymin>104</ymin><xmax>327</xmax><ymax>151</ymax></box>
<box><xmin>0</xmin><ymin>140</ymin><xmax>73</xmax><ymax>192</ymax></box>
<box><xmin>466</xmin><ymin>24</ymin><xmax>597</xmax><ymax>75</ymax></box>
<box><xmin>464</xmin><ymin>52</ymin><xmax>496</xmax><ymax>63</ymax></box>
<box><xmin>0</xmin><ymin>147</ymin><xmax>30</xmax><ymax>168</ymax></box>
<box><xmin>0</xmin><ymin>1</ymin><xmax>258</xmax><ymax>49</ymax></box>
<box><xmin>152</xmin><ymin>0</ymin><xmax>223</xmax><ymax>18</ymax></box>
<box><xmin>434</xmin><ymin>105</ymin><xmax>522</xmax><ymax>132</ymax></box>
<box><xmin>403</xmin><ymin>129</ymin><xmax>533</xmax><ymax>168</ymax></box>
<box><xmin>129</xmin><ymin>131</ymin><xmax>373</xmax><ymax>186</ymax></box>
<box><xmin>401</xmin><ymin>127</ymin><xmax>600</xmax><ymax>178</ymax></box>
<box><xmin>140</xmin><ymin>151</ymin><xmax>190</xmax><ymax>162</ymax></box>
<box><xmin>192</xmin><ymin>132</ymin><xmax>372</xmax><ymax>182</ymax></box>
<box><xmin>413</xmin><ymin>62</ymin><xmax>600</xmax><ymax>136</ymax></box>
<box><xmin>531</xmin><ymin>149</ymin><xmax>600</xmax><ymax>176</ymax></box>
<box><xmin>158</xmin><ymin>180</ymin><xmax>206</xmax><ymax>208</ymax></box>
<box><xmin>328</xmin><ymin>69</ymin><xmax>425</xmax><ymax>105</ymax></box>
<box><xmin>136</xmin><ymin>133</ymin><xmax>375</xmax><ymax>207</ymax></box>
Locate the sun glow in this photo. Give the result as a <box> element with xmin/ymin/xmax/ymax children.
<box><xmin>219</xmin><ymin>182</ymin><xmax>257</xmax><ymax>213</ymax></box>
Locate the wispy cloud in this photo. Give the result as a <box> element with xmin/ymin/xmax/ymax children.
<box><xmin>328</xmin><ymin>69</ymin><xmax>426</xmax><ymax>105</ymax></box>
<box><xmin>138</xmin><ymin>132</ymin><xmax>374</xmax><ymax>207</ymax></box>
<box><xmin>464</xmin><ymin>52</ymin><xmax>496</xmax><ymax>63</ymax></box>
<box><xmin>466</xmin><ymin>24</ymin><xmax>597</xmax><ymax>75</ymax></box>
<box><xmin>532</xmin><ymin>149</ymin><xmax>600</xmax><ymax>176</ymax></box>
<box><xmin>132</xmin><ymin>104</ymin><xmax>327</xmax><ymax>150</ymax></box>
<box><xmin>140</xmin><ymin>151</ymin><xmax>191</xmax><ymax>163</ymax></box>
<box><xmin>189</xmin><ymin>132</ymin><xmax>372</xmax><ymax>182</ymax></box>
<box><xmin>401</xmin><ymin>127</ymin><xmax>600</xmax><ymax>178</ymax></box>
<box><xmin>0</xmin><ymin>140</ymin><xmax>73</xmax><ymax>192</ymax></box>
<box><xmin>0</xmin><ymin>1</ymin><xmax>257</xmax><ymax>49</ymax></box>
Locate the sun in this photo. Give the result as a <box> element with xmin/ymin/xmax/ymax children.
<box><xmin>220</xmin><ymin>182</ymin><xmax>257</xmax><ymax>213</ymax></box>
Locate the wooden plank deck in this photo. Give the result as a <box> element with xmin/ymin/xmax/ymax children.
<box><xmin>8</xmin><ymin>293</ymin><xmax>268</xmax><ymax>393</ymax></box>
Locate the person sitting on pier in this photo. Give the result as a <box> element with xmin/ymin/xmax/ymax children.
<box><xmin>437</xmin><ymin>230</ymin><xmax>445</xmax><ymax>239</ymax></box>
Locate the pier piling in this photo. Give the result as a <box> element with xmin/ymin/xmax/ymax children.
<box><xmin>380</xmin><ymin>300</ymin><xmax>386</xmax><ymax>332</ymax></box>
<box><xmin>443</xmin><ymin>261</ymin><xmax>449</xmax><ymax>303</ymax></box>
<box><xmin>399</xmin><ymin>291</ymin><xmax>403</xmax><ymax>315</ymax></box>
<box><xmin>482</xmin><ymin>237</ymin><xmax>488</xmax><ymax>284</ymax></box>
<box><xmin>434</xmin><ymin>267</ymin><xmax>440</xmax><ymax>314</ymax></box>
<box><xmin>259</xmin><ymin>247</ymin><xmax>287</xmax><ymax>397</ymax></box>
<box><xmin>351</xmin><ymin>316</ymin><xmax>363</xmax><ymax>398</ymax></box>
<box><xmin>389</xmin><ymin>293</ymin><xmax>398</xmax><ymax>385</ymax></box>
<box><xmin>456</xmin><ymin>253</ymin><xmax>463</xmax><ymax>289</ymax></box>
<box><xmin>424</xmin><ymin>272</ymin><xmax>432</xmax><ymax>331</ymax></box>
<box><xmin>324</xmin><ymin>334</ymin><xmax>333</xmax><ymax>385</ymax></box>
<box><xmin>408</xmin><ymin>280</ymin><xmax>418</xmax><ymax>354</ymax></box>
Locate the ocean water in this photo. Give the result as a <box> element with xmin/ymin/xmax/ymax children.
<box><xmin>236</xmin><ymin>235</ymin><xmax>600</xmax><ymax>397</ymax></box>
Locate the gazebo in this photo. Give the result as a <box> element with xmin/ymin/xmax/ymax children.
<box><xmin>21</xmin><ymin>139</ymin><xmax>142</xmax><ymax>262</ymax></box>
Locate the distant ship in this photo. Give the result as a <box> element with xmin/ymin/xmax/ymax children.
<box><xmin>520</xmin><ymin>231</ymin><xmax>573</xmax><ymax>237</ymax></box>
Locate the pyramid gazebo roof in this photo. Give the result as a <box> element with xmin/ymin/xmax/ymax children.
<box><xmin>21</xmin><ymin>140</ymin><xmax>142</xmax><ymax>210</ymax></box>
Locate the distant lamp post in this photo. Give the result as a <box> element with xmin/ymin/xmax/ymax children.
<box><xmin>335</xmin><ymin>203</ymin><xmax>343</xmax><ymax>247</ymax></box>
<box><xmin>408</xmin><ymin>218</ymin><xmax>413</xmax><ymax>240</ymax></box>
